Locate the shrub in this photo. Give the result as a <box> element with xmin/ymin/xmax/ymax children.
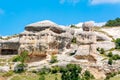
<box><xmin>12</xmin><ymin>56</ymin><xmax>21</xmax><ymax>62</ymax></box>
<box><xmin>39</xmin><ymin>67</ymin><xmax>51</xmax><ymax>75</ymax></box>
<box><xmin>82</xmin><ymin>70</ymin><xmax>95</xmax><ymax>80</ymax></box>
<box><xmin>107</xmin><ymin>52</ymin><xmax>113</xmax><ymax>57</ymax></box>
<box><xmin>115</xmin><ymin>38</ymin><xmax>120</xmax><ymax>49</ymax></box>
<box><xmin>100</xmin><ymin>48</ymin><xmax>105</xmax><ymax>54</ymax></box>
<box><xmin>14</xmin><ymin>63</ymin><xmax>26</xmax><ymax>73</ymax></box>
<box><xmin>39</xmin><ymin>75</ymin><xmax>45</xmax><ymax>80</ymax></box>
<box><xmin>12</xmin><ymin>51</ymin><xmax>30</xmax><ymax>63</ymax></box>
<box><xmin>50</xmin><ymin>55</ymin><xmax>58</xmax><ymax>63</ymax></box>
<box><xmin>70</xmin><ymin>24</ymin><xmax>77</xmax><ymax>28</ymax></box>
<box><xmin>108</xmin><ymin>58</ymin><xmax>113</xmax><ymax>65</ymax></box>
<box><xmin>71</xmin><ymin>37</ymin><xmax>76</xmax><ymax>43</ymax></box>
<box><xmin>112</xmin><ymin>54</ymin><xmax>120</xmax><ymax>60</ymax></box>
<box><xmin>51</xmin><ymin>66</ymin><xmax>60</xmax><ymax>74</ymax></box>
<box><xmin>61</xmin><ymin>64</ymin><xmax>82</xmax><ymax>80</ymax></box>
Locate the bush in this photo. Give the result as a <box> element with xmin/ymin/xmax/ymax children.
<box><xmin>61</xmin><ymin>64</ymin><xmax>82</xmax><ymax>80</ymax></box>
<box><xmin>70</xmin><ymin>24</ymin><xmax>77</xmax><ymax>28</ymax></box>
<box><xmin>82</xmin><ymin>70</ymin><xmax>95</xmax><ymax>80</ymax></box>
<box><xmin>50</xmin><ymin>55</ymin><xmax>58</xmax><ymax>63</ymax></box>
<box><xmin>39</xmin><ymin>67</ymin><xmax>51</xmax><ymax>75</ymax></box>
<box><xmin>100</xmin><ymin>48</ymin><xmax>105</xmax><ymax>54</ymax></box>
<box><xmin>108</xmin><ymin>58</ymin><xmax>113</xmax><ymax>65</ymax></box>
<box><xmin>115</xmin><ymin>38</ymin><xmax>120</xmax><ymax>49</ymax></box>
<box><xmin>14</xmin><ymin>63</ymin><xmax>26</xmax><ymax>73</ymax></box>
<box><xmin>51</xmin><ymin>66</ymin><xmax>60</xmax><ymax>74</ymax></box>
<box><xmin>112</xmin><ymin>54</ymin><xmax>120</xmax><ymax>60</ymax></box>
<box><xmin>12</xmin><ymin>51</ymin><xmax>29</xmax><ymax>63</ymax></box>
<box><xmin>71</xmin><ymin>37</ymin><xmax>77</xmax><ymax>43</ymax></box>
<box><xmin>107</xmin><ymin>52</ymin><xmax>113</xmax><ymax>57</ymax></box>
<box><xmin>12</xmin><ymin>56</ymin><xmax>21</xmax><ymax>62</ymax></box>
<box><xmin>39</xmin><ymin>75</ymin><xmax>45</xmax><ymax>80</ymax></box>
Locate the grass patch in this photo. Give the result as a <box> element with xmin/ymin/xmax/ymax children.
<box><xmin>110</xmin><ymin>74</ymin><xmax>120</xmax><ymax>80</ymax></box>
<box><xmin>10</xmin><ymin>72</ymin><xmax>39</xmax><ymax>80</ymax></box>
<box><xmin>10</xmin><ymin>72</ymin><xmax>61</xmax><ymax>80</ymax></box>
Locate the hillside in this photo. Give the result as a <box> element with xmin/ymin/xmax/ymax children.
<box><xmin>0</xmin><ymin>21</ymin><xmax>120</xmax><ymax>80</ymax></box>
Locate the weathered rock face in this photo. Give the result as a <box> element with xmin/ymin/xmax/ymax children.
<box><xmin>82</xmin><ymin>22</ymin><xmax>94</xmax><ymax>31</ymax></box>
<box><xmin>74</xmin><ymin>22</ymin><xmax>97</xmax><ymax>62</ymax></box>
<box><xmin>19</xmin><ymin>20</ymin><xmax>73</xmax><ymax>55</ymax></box>
<box><xmin>0</xmin><ymin>20</ymin><xmax>98</xmax><ymax>62</ymax></box>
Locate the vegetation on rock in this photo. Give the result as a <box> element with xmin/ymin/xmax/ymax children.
<box><xmin>115</xmin><ymin>38</ymin><xmax>120</xmax><ymax>49</ymax></box>
<box><xmin>105</xmin><ymin>17</ymin><xmax>120</xmax><ymax>27</ymax></box>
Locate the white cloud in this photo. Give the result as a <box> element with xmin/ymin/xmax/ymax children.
<box><xmin>91</xmin><ymin>0</ymin><xmax>120</xmax><ymax>4</ymax></box>
<box><xmin>60</xmin><ymin>0</ymin><xmax>80</xmax><ymax>4</ymax></box>
<box><xmin>94</xmin><ymin>22</ymin><xmax>106</xmax><ymax>27</ymax></box>
<box><xmin>0</xmin><ymin>8</ymin><xmax>4</xmax><ymax>14</ymax></box>
<box><xmin>75</xmin><ymin>21</ymin><xmax>106</xmax><ymax>27</ymax></box>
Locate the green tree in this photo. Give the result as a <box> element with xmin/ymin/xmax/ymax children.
<box><xmin>105</xmin><ymin>17</ymin><xmax>120</xmax><ymax>27</ymax></box>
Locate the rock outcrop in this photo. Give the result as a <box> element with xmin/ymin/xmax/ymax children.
<box><xmin>0</xmin><ymin>20</ymin><xmax>103</xmax><ymax>62</ymax></box>
<box><xmin>19</xmin><ymin>20</ymin><xmax>73</xmax><ymax>55</ymax></box>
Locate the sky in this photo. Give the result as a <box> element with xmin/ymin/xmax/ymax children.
<box><xmin>0</xmin><ymin>0</ymin><xmax>120</xmax><ymax>36</ymax></box>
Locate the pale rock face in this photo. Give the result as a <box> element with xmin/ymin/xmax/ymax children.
<box><xmin>19</xmin><ymin>21</ymin><xmax>73</xmax><ymax>54</ymax></box>
<box><xmin>82</xmin><ymin>22</ymin><xmax>94</xmax><ymax>31</ymax></box>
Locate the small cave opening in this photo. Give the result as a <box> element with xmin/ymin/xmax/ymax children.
<box><xmin>1</xmin><ymin>49</ymin><xmax>18</xmax><ymax>55</ymax></box>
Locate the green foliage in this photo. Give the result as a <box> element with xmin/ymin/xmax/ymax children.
<box><xmin>20</xmin><ymin>51</ymin><xmax>30</xmax><ymax>63</ymax></box>
<box><xmin>61</xmin><ymin>64</ymin><xmax>82</xmax><ymax>80</ymax></box>
<box><xmin>12</xmin><ymin>51</ymin><xmax>29</xmax><ymax>63</ymax></box>
<box><xmin>39</xmin><ymin>75</ymin><xmax>45</xmax><ymax>80</ymax></box>
<box><xmin>108</xmin><ymin>58</ymin><xmax>113</xmax><ymax>65</ymax></box>
<box><xmin>115</xmin><ymin>38</ymin><xmax>120</xmax><ymax>49</ymax></box>
<box><xmin>50</xmin><ymin>55</ymin><xmax>58</xmax><ymax>63</ymax></box>
<box><xmin>112</xmin><ymin>54</ymin><xmax>120</xmax><ymax>60</ymax></box>
<box><xmin>51</xmin><ymin>66</ymin><xmax>60</xmax><ymax>74</ymax></box>
<box><xmin>82</xmin><ymin>70</ymin><xmax>95</xmax><ymax>80</ymax></box>
<box><xmin>71</xmin><ymin>37</ymin><xmax>76</xmax><ymax>44</ymax></box>
<box><xmin>98</xmin><ymin>48</ymin><xmax>105</xmax><ymax>54</ymax></box>
<box><xmin>14</xmin><ymin>63</ymin><xmax>26</xmax><ymax>73</ymax></box>
<box><xmin>12</xmin><ymin>56</ymin><xmax>21</xmax><ymax>62</ymax></box>
<box><xmin>70</xmin><ymin>24</ymin><xmax>77</xmax><ymax>28</ymax></box>
<box><xmin>39</xmin><ymin>67</ymin><xmax>51</xmax><ymax>75</ymax></box>
<box><xmin>107</xmin><ymin>52</ymin><xmax>113</xmax><ymax>57</ymax></box>
<box><xmin>105</xmin><ymin>17</ymin><xmax>120</xmax><ymax>27</ymax></box>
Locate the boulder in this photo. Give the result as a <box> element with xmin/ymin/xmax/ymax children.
<box><xmin>82</xmin><ymin>22</ymin><xmax>94</xmax><ymax>31</ymax></box>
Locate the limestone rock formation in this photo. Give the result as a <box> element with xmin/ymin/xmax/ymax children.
<box><xmin>73</xmin><ymin>22</ymin><xmax>97</xmax><ymax>62</ymax></box>
<box><xmin>82</xmin><ymin>21</ymin><xmax>94</xmax><ymax>31</ymax></box>
<box><xmin>19</xmin><ymin>20</ymin><xmax>73</xmax><ymax>56</ymax></box>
